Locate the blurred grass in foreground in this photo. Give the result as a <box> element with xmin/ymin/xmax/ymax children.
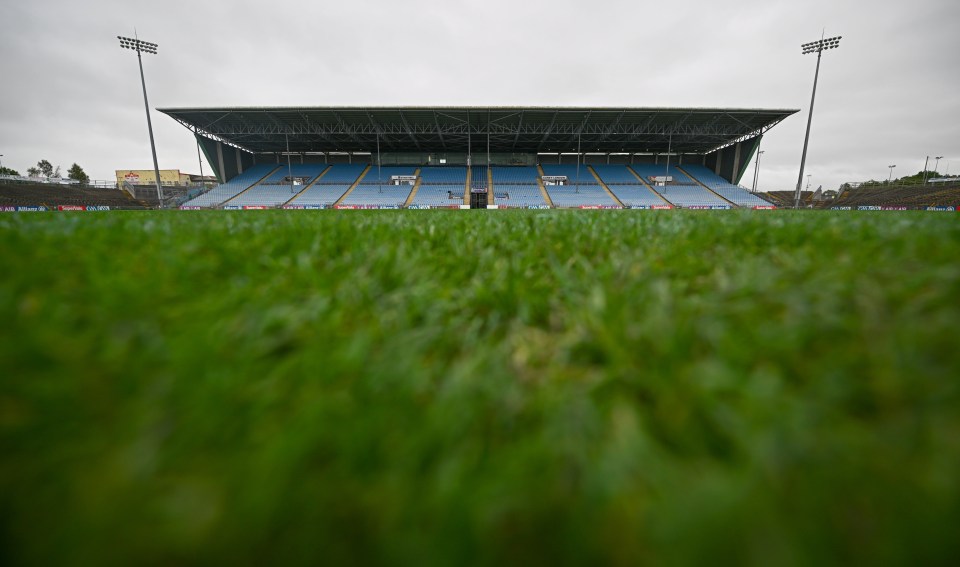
<box><xmin>1</xmin><ymin>210</ymin><xmax>959</xmax><ymax>566</ymax></box>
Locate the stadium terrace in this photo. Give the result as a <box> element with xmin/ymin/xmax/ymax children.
<box><xmin>160</xmin><ymin>106</ymin><xmax>797</xmax><ymax>210</ymax></box>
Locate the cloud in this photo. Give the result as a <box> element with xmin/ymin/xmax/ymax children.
<box><xmin>0</xmin><ymin>0</ymin><xmax>957</xmax><ymax>188</ymax></box>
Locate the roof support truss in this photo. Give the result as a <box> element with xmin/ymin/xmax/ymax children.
<box><xmin>159</xmin><ymin>107</ymin><xmax>799</xmax><ymax>156</ymax></box>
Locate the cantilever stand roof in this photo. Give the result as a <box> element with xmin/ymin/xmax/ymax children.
<box><xmin>159</xmin><ymin>106</ymin><xmax>797</xmax><ymax>156</ymax></box>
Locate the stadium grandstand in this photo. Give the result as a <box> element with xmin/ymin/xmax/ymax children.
<box><xmin>161</xmin><ymin>106</ymin><xmax>796</xmax><ymax>210</ymax></box>
<box><xmin>763</xmin><ymin>178</ymin><xmax>960</xmax><ymax>210</ymax></box>
<box><xmin>0</xmin><ymin>179</ymin><xmax>149</xmax><ymax>211</ymax></box>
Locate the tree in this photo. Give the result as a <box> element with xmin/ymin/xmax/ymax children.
<box><xmin>0</xmin><ymin>166</ymin><xmax>19</xmax><ymax>176</ymax></box>
<box><xmin>28</xmin><ymin>159</ymin><xmax>60</xmax><ymax>178</ymax></box>
<box><xmin>67</xmin><ymin>163</ymin><xmax>89</xmax><ymax>185</ymax></box>
<box><xmin>37</xmin><ymin>159</ymin><xmax>55</xmax><ymax>177</ymax></box>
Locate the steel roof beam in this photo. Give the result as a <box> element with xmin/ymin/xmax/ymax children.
<box><xmin>432</xmin><ymin>110</ymin><xmax>448</xmax><ymax>151</ymax></box>
<box><xmin>397</xmin><ymin>109</ymin><xmax>422</xmax><ymax>152</ymax></box>
<box><xmin>536</xmin><ymin>110</ymin><xmax>560</xmax><ymax>152</ymax></box>
<box><xmin>331</xmin><ymin>110</ymin><xmax>366</xmax><ymax>148</ymax></box>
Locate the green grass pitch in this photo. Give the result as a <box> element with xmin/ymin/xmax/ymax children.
<box><xmin>1</xmin><ymin>210</ymin><xmax>959</xmax><ymax>565</ymax></box>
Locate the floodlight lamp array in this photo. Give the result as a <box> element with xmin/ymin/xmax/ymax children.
<box><xmin>801</xmin><ymin>36</ymin><xmax>841</xmax><ymax>54</ymax></box>
<box><xmin>118</xmin><ymin>36</ymin><xmax>158</xmax><ymax>54</ymax></box>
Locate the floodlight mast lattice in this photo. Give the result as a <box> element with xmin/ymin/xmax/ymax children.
<box><xmin>118</xmin><ymin>34</ymin><xmax>163</xmax><ymax>208</ymax></box>
<box><xmin>794</xmin><ymin>35</ymin><xmax>841</xmax><ymax>209</ymax></box>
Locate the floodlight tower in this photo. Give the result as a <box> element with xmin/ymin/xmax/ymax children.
<box><xmin>118</xmin><ymin>34</ymin><xmax>163</xmax><ymax>207</ymax></box>
<box><xmin>888</xmin><ymin>164</ymin><xmax>896</xmax><ymax>183</ymax></box>
<box><xmin>794</xmin><ymin>35</ymin><xmax>841</xmax><ymax>209</ymax></box>
<box><xmin>751</xmin><ymin>150</ymin><xmax>765</xmax><ymax>192</ymax></box>
<box><xmin>934</xmin><ymin>156</ymin><xmax>944</xmax><ymax>176</ymax></box>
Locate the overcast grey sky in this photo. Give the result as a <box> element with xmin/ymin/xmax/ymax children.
<box><xmin>1</xmin><ymin>0</ymin><xmax>957</xmax><ymax>190</ymax></box>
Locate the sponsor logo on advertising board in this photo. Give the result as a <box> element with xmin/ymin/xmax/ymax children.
<box><xmin>630</xmin><ymin>205</ymin><xmax>650</xmax><ymax>210</ymax></box>
<box><xmin>335</xmin><ymin>204</ymin><xmax>398</xmax><ymax>210</ymax></box>
<box><xmin>58</xmin><ymin>205</ymin><xmax>86</xmax><ymax>211</ymax></box>
<box><xmin>881</xmin><ymin>206</ymin><xmax>908</xmax><ymax>211</ymax></box>
<box><xmin>753</xmin><ymin>206</ymin><xmax>776</xmax><ymax>210</ymax></box>
<box><xmin>857</xmin><ymin>206</ymin><xmax>882</xmax><ymax>211</ymax></box>
<box><xmin>688</xmin><ymin>205</ymin><xmax>712</xmax><ymax>210</ymax></box>
<box><xmin>651</xmin><ymin>205</ymin><xmax>673</xmax><ymax>210</ymax></box>
<box><xmin>86</xmin><ymin>206</ymin><xmax>111</xmax><ymax>211</ymax></box>
<box><xmin>242</xmin><ymin>206</ymin><xmax>268</xmax><ymax>210</ymax></box>
<box><xmin>926</xmin><ymin>206</ymin><xmax>956</xmax><ymax>211</ymax></box>
<box><xmin>124</xmin><ymin>172</ymin><xmax>141</xmax><ymax>184</ymax></box>
<box><xmin>223</xmin><ymin>205</ymin><xmax>242</xmax><ymax>210</ymax></box>
<box><xmin>832</xmin><ymin>206</ymin><xmax>853</xmax><ymax>210</ymax></box>
<box><xmin>16</xmin><ymin>206</ymin><xmax>48</xmax><ymax>212</ymax></box>
<box><xmin>304</xmin><ymin>205</ymin><xmax>326</xmax><ymax>210</ymax></box>
<box><xmin>283</xmin><ymin>205</ymin><xmax>306</xmax><ymax>210</ymax></box>
<box><xmin>1</xmin><ymin>206</ymin><xmax>16</xmax><ymax>212</ymax></box>
<box><xmin>180</xmin><ymin>206</ymin><xmax>202</xmax><ymax>210</ymax></box>
<box><xmin>526</xmin><ymin>205</ymin><xmax>551</xmax><ymax>209</ymax></box>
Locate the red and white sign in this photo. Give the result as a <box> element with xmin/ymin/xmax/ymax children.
<box><xmin>124</xmin><ymin>172</ymin><xmax>141</xmax><ymax>184</ymax></box>
<box><xmin>651</xmin><ymin>204</ymin><xmax>673</xmax><ymax>210</ymax></box>
<box><xmin>242</xmin><ymin>205</ymin><xmax>268</xmax><ymax>210</ymax></box>
<box><xmin>58</xmin><ymin>205</ymin><xmax>86</xmax><ymax>211</ymax></box>
<box><xmin>753</xmin><ymin>205</ymin><xmax>776</xmax><ymax>210</ymax></box>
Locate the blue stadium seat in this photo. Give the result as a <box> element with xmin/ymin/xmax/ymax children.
<box><xmin>495</xmin><ymin>185</ymin><xmax>548</xmax><ymax>208</ymax></box>
<box><xmin>318</xmin><ymin>164</ymin><xmax>368</xmax><ymax>185</ymax></box>
<box><xmin>541</xmin><ymin>164</ymin><xmax>595</xmax><ymax>185</ymax></box>
<box><xmin>340</xmin><ymin>184</ymin><xmax>413</xmax><ymax>208</ymax></box>
<box><xmin>545</xmin><ymin>184</ymin><xmax>617</xmax><ymax>208</ymax></box>
<box><xmin>360</xmin><ymin>166</ymin><xmax>418</xmax><ymax>184</ymax></box>
<box><xmin>491</xmin><ymin>166</ymin><xmax>539</xmax><ymax>184</ymax></box>
<box><xmin>408</xmin><ymin>184</ymin><xmax>465</xmax><ymax>208</ymax></box>
<box><xmin>630</xmin><ymin>164</ymin><xmax>730</xmax><ymax>208</ymax></box>
<box><xmin>229</xmin><ymin>164</ymin><xmax>329</xmax><ymax>207</ymax></box>
<box><xmin>680</xmin><ymin>165</ymin><xmax>774</xmax><ymax>207</ymax></box>
<box><xmin>181</xmin><ymin>164</ymin><xmax>280</xmax><ymax>208</ymax></box>
<box><xmin>286</xmin><ymin>184</ymin><xmax>353</xmax><ymax>208</ymax></box>
<box><xmin>471</xmin><ymin>166</ymin><xmax>488</xmax><ymax>186</ymax></box>
<box><xmin>419</xmin><ymin>167</ymin><xmax>467</xmax><ymax>185</ymax></box>
<box><xmin>591</xmin><ymin>165</ymin><xmax>644</xmax><ymax>184</ymax></box>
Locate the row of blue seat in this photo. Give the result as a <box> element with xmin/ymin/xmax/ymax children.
<box><xmin>546</xmin><ymin>185</ymin><xmax>617</xmax><ymax>208</ymax></box>
<box><xmin>187</xmin><ymin>162</ymin><xmax>766</xmax><ymax>208</ymax></box>
<box><xmin>182</xmin><ymin>164</ymin><xmax>280</xmax><ymax>207</ymax></box>
<box><xmin>681</xmin><ymin>165</ymin><xmax>772</xmax><ymax>207</ymax></box>
<box><xmin>409</xmin><ymin>184</ymin><xmax>464</xmax><ymax>208</ymax></box>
